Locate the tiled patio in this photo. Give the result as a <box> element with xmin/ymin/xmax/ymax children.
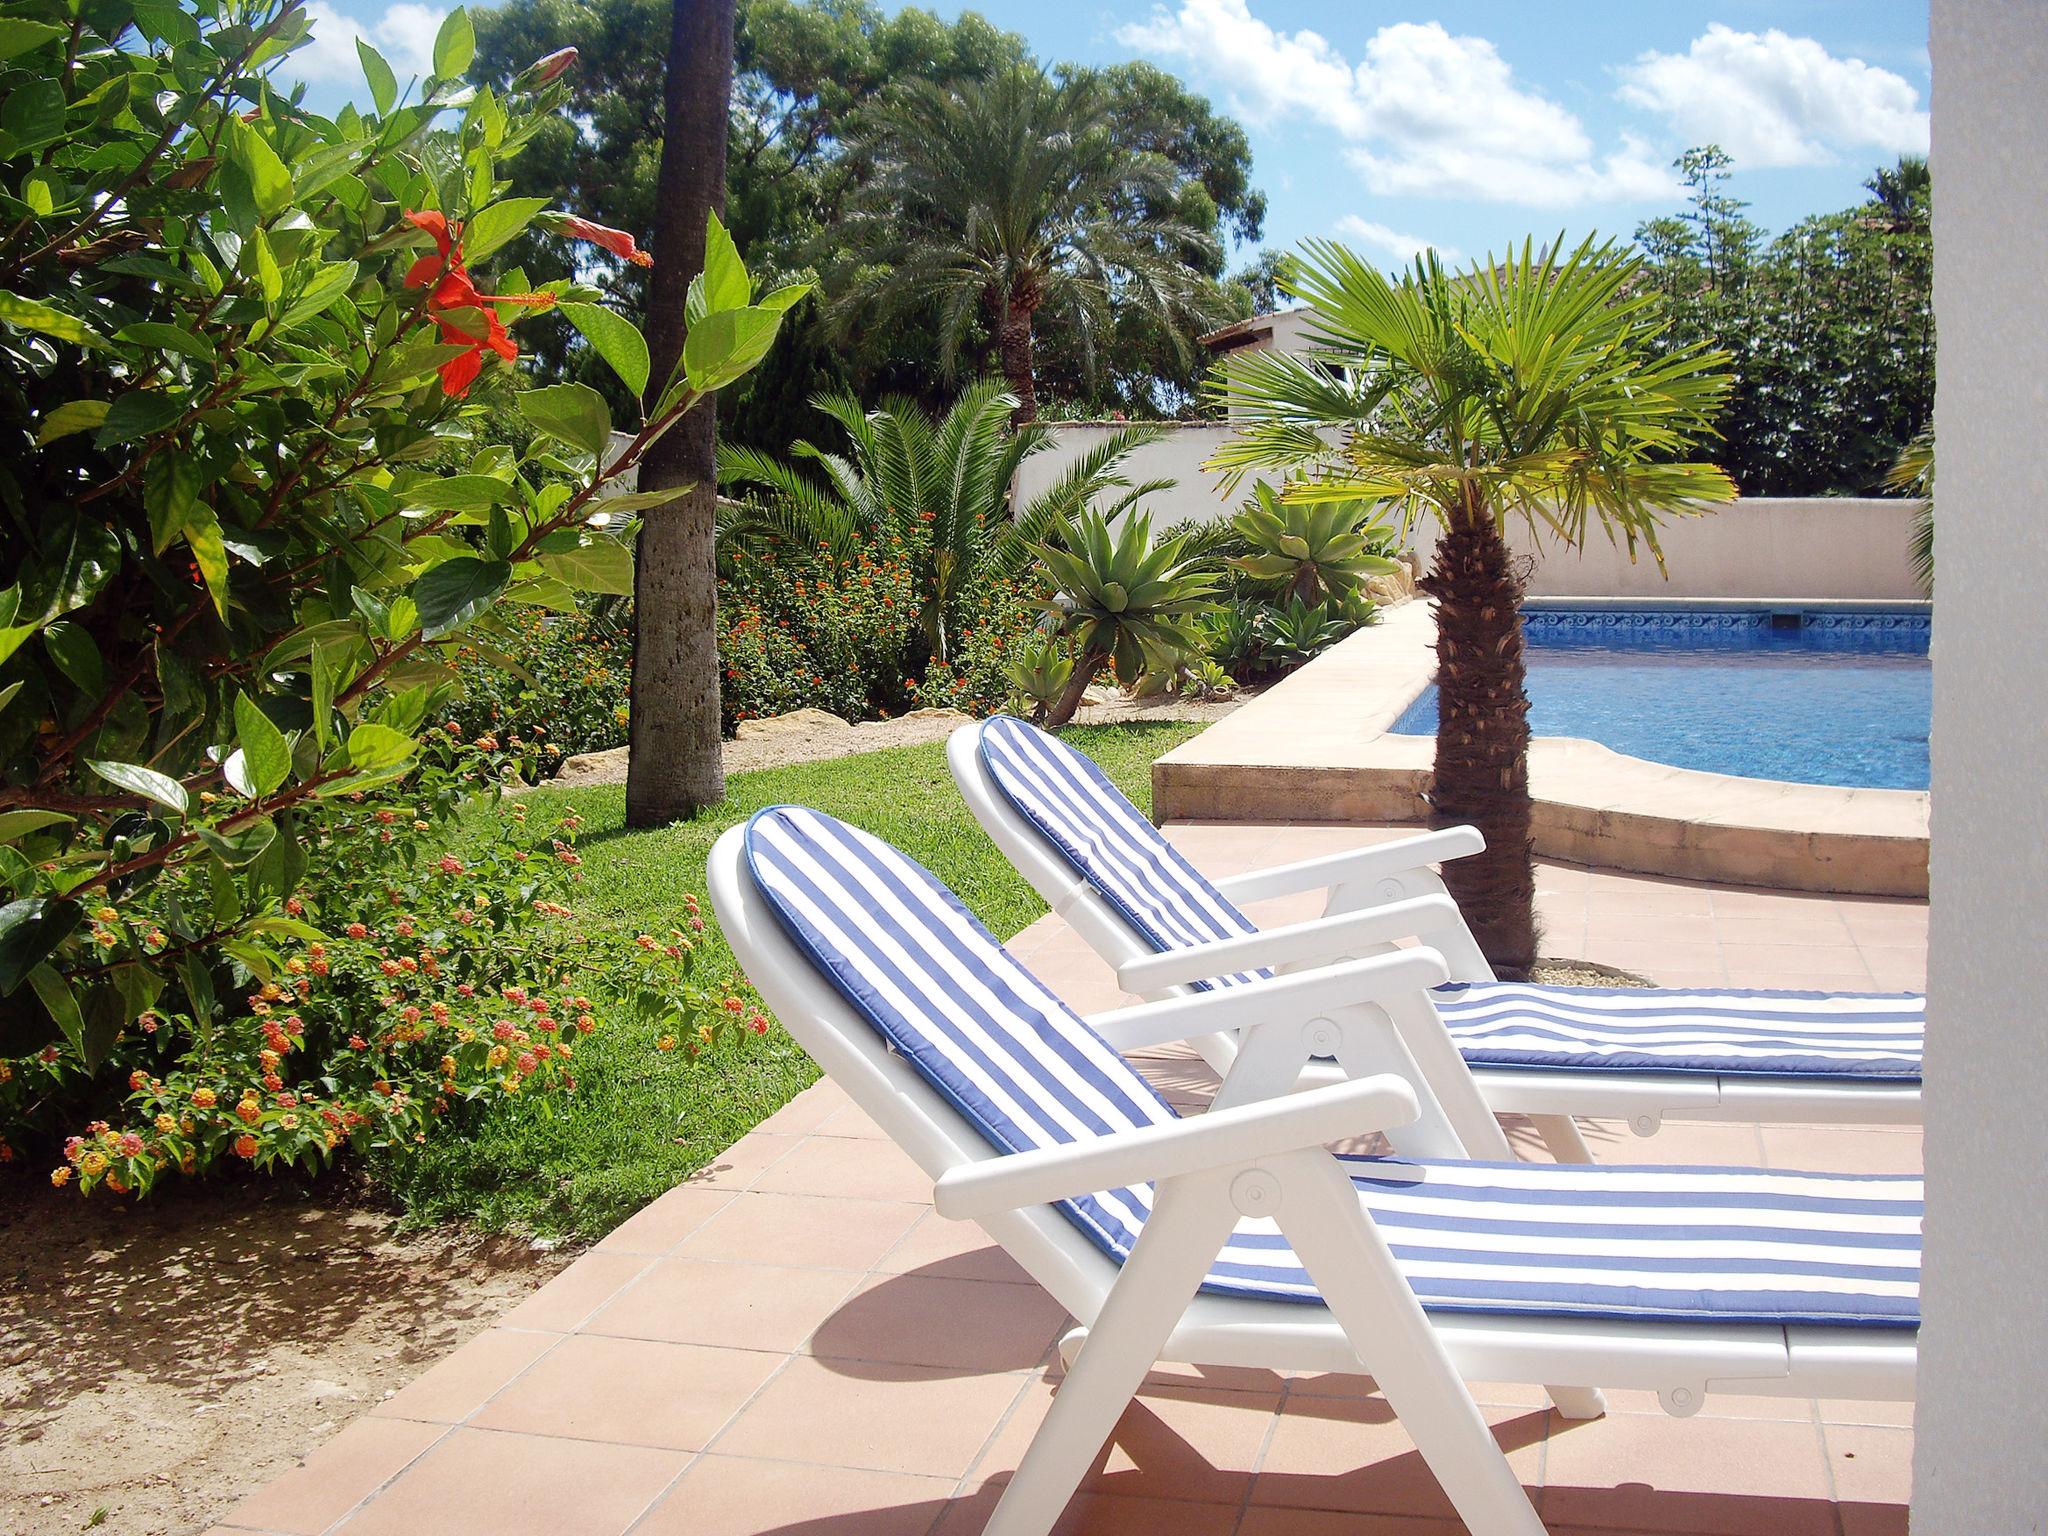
<box><xmin>210</xmin><ymin>822</ymin><xmax>1924</xmax><ymax>1536</ymax></box>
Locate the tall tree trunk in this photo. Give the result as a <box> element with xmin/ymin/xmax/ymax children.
<box><xmin>1418</xmin><ymin>510</ymin><xmax>1539</xmax><ymax>977</ymax></box>
<box><xmin>997</xmin><ymin>292</ymin><xmax>1038</xmax><ymax>425</ymax></box>
<box><xmin>626</xmin><ymin>0</ymin><xmax>735</xmax><ymax>828</ymax></box>
<box><xmin>1041</xmin><ymin>648</ymin><xmax>1103</xmax><ymax>730</ymax></box>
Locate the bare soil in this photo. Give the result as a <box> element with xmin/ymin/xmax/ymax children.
<box><xmin>0</xmin><ymin>1173</ymin><xmax>568</xmax><ymax>1536</ymax></box>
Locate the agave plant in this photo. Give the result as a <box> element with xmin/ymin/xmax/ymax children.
<box><xmin>1032</xmin><ymin>508</ymin><xmax>1220</xmax><ymax>728</ymax></box>
<box><xmin>1255</xmin><ymin>595</ymin><xmax>1354</xmax><ymax>671</ymax></box>
<box><xmin>1197</xmin><ymin>604</ymin><xmax>1263</xmax><ymax>671</ymax></box>
<box><xmin>1003</xmin><ymin>632</ymin><xmax>1078</xmax><ymax>724</ymax></box>
<box><xmin>1230</xmin><ymin>481</ymin><xmax>1403</xmax><ymax>605</ymax></box>
<box><xmin>718</xmin><ymin>379</ymin><xmax>1169</xmax><ymax>663</ymax></box>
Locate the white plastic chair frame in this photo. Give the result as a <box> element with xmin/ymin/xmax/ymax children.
<box><xmin>948</xmin><ymin>722</ymin><xmax>1922</xmax><ymax>1164</ymax></box>
<box><xmin>708</xmin><ymin>825</ymin><xmax>1916</xmax><ymax>1536</ymax></box>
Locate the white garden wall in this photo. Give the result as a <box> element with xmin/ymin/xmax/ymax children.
<box><xmin>1014</xmin><ymin>421</ymin><xmax>1927</xmax><ymax>602</ymax></box>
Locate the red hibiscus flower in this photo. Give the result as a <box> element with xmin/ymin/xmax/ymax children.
<box><xmin>402</xmin><ymin>210</ymin><xmax>553</xmax><ymax>396</ymax></box>
<box><xmin>557</xmin><ymin>214</ymin><xmax>654</xmax><ymax>267</ymax></box>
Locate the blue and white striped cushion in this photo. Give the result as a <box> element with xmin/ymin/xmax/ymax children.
<box><xmin>1436</xmin><ymin>983</ymin><xmax>1924</xmax><ymax>1080</ymax></box>
<box><xmin>978</xmin><ymin>714</ymin><xmax>1270</xmax><ymax>990</ymax></box>
<box><xmin>979</xmin><ymin>717</ymin><xmax>1926</xmax><ymax>1081</ymax></box>
<box><xmin>744</xmin><ymin>806</ymin><xmax>1920</xmax><ymax>1328</ymax></box>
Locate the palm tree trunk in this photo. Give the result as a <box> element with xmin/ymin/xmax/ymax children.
<box><xmin>1418</xmin><ymin>511</ymin><xmax>1539</xmax><ymax>977</ymax></box>
<box><xmin>1041</xmin><ymin>648</ymin><xmax>1103</xmax><ymax>730</ymax></box>
<box><xmin>998</xmin><ymin>293</ymin><xmax>1038</xmax><ymax>426</ymax></box>
<box><xmin>626</xmin><ymin>0</ymin><xmax>735</xmax><ymax>827</ymax></box>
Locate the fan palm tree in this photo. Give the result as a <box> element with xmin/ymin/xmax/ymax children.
<box><xmin>823</xmin><ymin>65</ymin><xmax>1220</xmax><ymax>424</ymax></box>
<box><xmin>718</xmin><ymin>378</ymin><xmax>1168</xmax><ymax>663</ymax></box>
<box><xmin>1209</xmin><ymin>236</ymin><xmax>1736</xmax><ymax>975</ymax></box>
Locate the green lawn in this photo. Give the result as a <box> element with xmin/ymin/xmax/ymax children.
<box><xmin>379</xmin><ymin>722</ymin><xmax>1200</xmax><ymax>1239</ymax></box>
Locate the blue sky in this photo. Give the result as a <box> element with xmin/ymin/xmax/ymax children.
<box><xmin>285</xmin><ymin>0</ymin><xmax>1930</xmax><ymax>269</ymax></box>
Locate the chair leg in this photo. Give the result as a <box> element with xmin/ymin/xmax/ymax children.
<box><xmin>1278</xmin><ymin>1151</ymin><xmax>1551</xmax><ymax>1536</ymax></box>
<box><xmin>1530</xmin><ymin>1113</ymin><xmax>1596</xmax><ymax>1164</ymax></box>
<box><xmin>982</xmin><ymin>1178</ymin><xmax>1239</xmax><ymax>1536</ymax></box>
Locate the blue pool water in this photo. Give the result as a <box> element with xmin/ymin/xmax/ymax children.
<box><xmin>1391</xmin><ymin>608</ymin><xmax>1931</xmax><ymax>790</ymax></box>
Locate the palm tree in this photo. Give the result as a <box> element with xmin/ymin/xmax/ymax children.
<box><xmin>824</xmin><ymin>65</ymin><xmax>1220</xmax><ymax>424</ymax></box>
<box><xmin>718</xmin><ymin>378</ymin><xmax>1169</xmax><ymax>663</ymax></box>
<box><xmin>628</xmin><ymin>0</ymin><xmax>733</xmax><ymax>826</ymax></box>
<box><xmin>1209</xmin><ymin>236</ymin><xmax>1735</xmax><ymax>975</ymax></box>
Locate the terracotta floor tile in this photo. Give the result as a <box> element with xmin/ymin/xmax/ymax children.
<box><xmin>333</xmin><ymin>1427</ymin><xmax>687</xmax><ymax>1536</ymax></box>
<box><xmin>937</xmin><ymin>1486</ymin><xmax>1246</xmax><ymax>1536</ymax></box>
<box><xmin>1583</xmin><ymin>941</ymin><xmax>1729</xmax><ymax>980</ymax></box>
<box><xmin>223</xmin><ymin>1416</ymin><xmax>446</xmax><ymax>1535</ymax></box>
<box><xmin>677</xmin><ymin>1190</ymin><xmax>924</xmax><ymax>1270</ymax></box>
<box><xmin>685</xmin><ymin>1131</ymin><xmax>806</xmax><ymax>1189</ymax></box>
<box><xmin>496</xmin><ymin>1251</ymin><xmax>655</xmax><ymax>1332</ymax></box>
<box><xmin>1238</xmin><ymin>1509</ymin><xmax>1467</xmax><ymax>1536</ymax></box>
<box><xmin>1541</xmin><ymin>1409</ymin><xmax>1836</xmax><ymax>1534</ymax></box>
<box><xmin>581</xmin><ymin>1256</ymin><xmax>862</xmax><ymax>1352</ymax></box>
<box><xmin>712</xmin><ymin>1356</ymin><xmax>1030</xmax><ymax>1477</ymax></box>
<box><xmin>635</xmin><ymin>1454</ymin><xmax>954</xmax><ymax>1536</ymax></box>
<box><xmin>372</xmin><ymin>1326</ymin><xmax>561</xmax><ymax>1424</ymax></box>
<box><xmin>1251</xmin><ymin>1391</ymin><xmax>1545</xmax><ymax>1518</ymax></box>
<box><xmin>1758</xmin><ymin>1125</ymin><xmax>1923</xmax><ymax>1174</ymax></box>
<box><xmin>816</xmin><ymin>1101</ymin><xmax>896</xmax><ymax>1139</ymax></box>
<box><xmin>810</xmin><ymin>1273</ymin><xmax>1068</xmax><ymax>1371</ymax></box>
<box><xmin>592</xmin><ymin>1186</ymin><xmax>737</xmax><ymax>1255</ymax></box>
<box><xmin>1825</xmin><ymin>1421</ymin><xmax>1913</xmax><ymax>1529</ymax></box>
<box><xmin>876</xmin><ymin>1211</ymin><xmax>1031</xmax><ymax>1283</ymax></box>
<box><xmin>1614</xmin><ymin>1119</ymin><xmax>1769</xmax><ymax>1167</ymax></box>
<box><xmin>1722</xmin><ymin>969</ymin><xmax>1888</xmax><ymax>992</ymax></box>
<box><xmin>1709</xmin><ymin>918</ymin><xmax>1854</xmax><ymax>948</ymax></box>
<box><xmin>1583</xmin><ymin>887</ymin><xmax>1719</xmax><ymax>917</ymax></box>
<box><xmin>752</xmin><ymin>1079</ymin><xmax>849</xmax><ymax>1136</ymax></box>
<box><xmin>471</xmin><ymin>1334</ymin><xmax>783</xmax><ymax>1449</ymax></box>
<box><xmin>974</xmin><ymin>1378</ymin><xmax>1281</xmax><ymax>1507</ymax></box>
<box><xmin>1820</xmin><ymin>1396</ymin><xmax>1914</xmax><ymax>1428</ymax></box>
<box><xmin>1719</xmin><ymin>943</ymin><xmax>1873</xmax><ymax>978</ymax></box>
<box><xmin>749</xmin><ymin>1135</ymin><xmax>938</xmax><ymax>1203</ymax></box>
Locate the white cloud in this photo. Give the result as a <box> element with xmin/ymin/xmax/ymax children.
<box><xmin>1617</xmin><ymin>25</ymin><xmax>1929</xmax><ymax>169</ymax></box>
<box><xmin>1117</xmin><ymin>1</ymin><xmax>1674</xmax><ymax>207</ymax></box>
<box><xmin>288</xmin><ymin>1</ymin><xmax>446</xmax><ymax>89</ymax></box>
<box><xmin>1334</xmin><ymin>216</ymin><xmax>1463</xmax><ymax>269</ymax></box>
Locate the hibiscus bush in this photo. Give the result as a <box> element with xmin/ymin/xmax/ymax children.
<box><xmin>0</xmin><ymin>0</ymin><xmax>800</xmax><ymax>1187</ymax></box>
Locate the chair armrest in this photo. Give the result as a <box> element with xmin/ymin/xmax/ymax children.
<box><xmin>1114</xmin><ymin>895</ymin><xmax>1464</xmax><ymax>995</ymax></box>
<box><xmin>932</xmin><ymin>1071</ymin><xmax>1420</xmax><ymax>1221</ymax></box>
<box><xmin>1211</xmin><ymin>826</ymin><xmax>1485</xmax><ymax>905</ymax></box>
<box><xmin>1085</xmin><ymin>946</ymin><xmax>1450</xmax><ymax>1054</ymax></box>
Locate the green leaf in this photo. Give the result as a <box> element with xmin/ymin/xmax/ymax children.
<box><xmin>1</xmin><ymin>78</ymin><xmax>65</xmax><ymax>158</ymax></box>
<box><xmin>26</xmin><ymin>965</ymin><xmax>81</xmax><ymax>1053</ymax></box>
<box><xmin>114</xmin><ymin>322</ymin><xmax>214</xmax><ymax>361</ymax></box>
<box><xmin>399</xmin><ymin>474</ymin><xmax>512</xmax><ymax>515</ymax></box>
<box><xmin>410</xmin><ymin>555</ymin><xmax>511</xmax><ymax>637</ymax></box>
<box><xmin>0</xmin><ymin>810</ymin><xmax>72</xmax><ymax>843</ymax></box>
<box><xmin>357</xmin><ymin>38</ymin><xmax>397</xmax><ymax>113</ymax></box>
<box><xmin>0</xmin><ymin>291</ymin><xmax>109</xmax><ymax>351</ymax></box>
<box><xmin>144</xmin><ymin>453</ymin><xmax>205</xmax><ymax>553</ymax></box>
<box><xmin>25</xmin><ymin>521</ymin><xmax>120</xmax><ymax>623</ymax></box>
<box><xmin>0</xmin><ymin>899</ymin><xmax>82</xmax><ymax>995</ymax></box>
<box><xmin>682</xmin><ymin>306</ymin><xmax>783</xmax><ymax>393</ymax></box>
<box><xmin>279</xmin><ymin>261</ymin><xmax>360</xmax><ymax>332</ymax></box>
<box><xmin>560</xmin><ymin>303</ymin><xmax>649</xmax><ymax>398</ymax></box>
<box><xmin>0</xmin><ymin>19</ymin><xmax>66</xmax><ymax>61</ymax></box>
<box><xmin>95</xmin><ymin>390</ymin><xmax>183</xmax><ymax>448</ymax></box>
<box><xmin>197</xmin><ymin>818</ymin><xmax>276</xmax><ymax>867</ymax></box>
<box><xmin>230</xmin><ymin>118</ymin><xmax>292</xmax><ymax>219</ymax></box>
<box><xmin>182</xmin><ymin>506</ymin><xmax>232</xmax><ymax>618</ymax></box>
<box><xmin>517</xmin><ymin>382</ymin><xmax>611</xmax><ymax>457</ymax></box>
<box><xmin>346</xmin><ymin>722</ymin><xmax>417</xmax><ymax>771</ymax></box>
<box><xmin>35</xmin><ymin>400</ymin><xmax>109</xmax><ymax>445</ymax></box>
<box><xmin>234</xmin><ymin>694</ymin><xmax>291</xmax><ymax>797</ymax></box>
<box><xmin>42</xmin><ymin>621</ymin><xmax>103</xmax><ymax>694</ymax></box>
<box><xmin>538</xmin><ymin>538</ymin><xmax>634</xmax><ymax>595</ymax></box>
<box><xmin>756</xmin><ymin>283</ymin><xmax>812</xmax><ymax>314</ymax></box>
<box><xmin>433</xmin><ymin>7</ymin><xmax>475</xmax><ymax>77</ymax></box>
<box><xmin>87</xmin><ymin>759</ymin><xmax>190</xmax><ymax>814</ymax></box>
<box><xmin>464</xmin><ymin>197</ymin><xmax>548</xmax><ymax>263</ymax></box>
<box><xmin>698</xmin><ymin>211</ymin><xmax>749</xmax><ymax>314</ymax></box>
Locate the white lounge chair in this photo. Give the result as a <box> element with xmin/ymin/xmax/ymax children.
<box><xmin>708</xmin><ymin>804</ymin><xmax>1919</xmax><ymax>1536</ymax></box>
<box><xmin>950</xmin><ymin>714</ymin><xmax>1923</xmax><ymax>1163</ymax></box>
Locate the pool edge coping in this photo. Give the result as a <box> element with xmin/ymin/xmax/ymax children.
<box><xmin>1155</xmin><ymin>600</ymin><xmax>1931</xmax><ymax>898</ymax></box>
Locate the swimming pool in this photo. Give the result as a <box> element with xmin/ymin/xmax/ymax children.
<box><xmin>1390</xmin><ymin>607</ymin><xmax>1932</xmax><ymax>790</ymax></box>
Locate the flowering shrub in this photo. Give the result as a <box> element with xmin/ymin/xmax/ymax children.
<box><xmin>9</xmin><ymin>733</ymin><xmax>756</xmax><ymax>1192</ymax></box>
<box><xmin>905</xmin><ymin>571</ymin><xmax>1045</xmax><ymax>717</ymax></box>
<box><xmin>450</xmin><ymin>608</ymin><xmax>633</xmax><ymax>756</ymax></box>
<box><xmin>0</xmin><ymin>0</ymin><xmax>800</xmax><ymax>1191</ymax></box>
